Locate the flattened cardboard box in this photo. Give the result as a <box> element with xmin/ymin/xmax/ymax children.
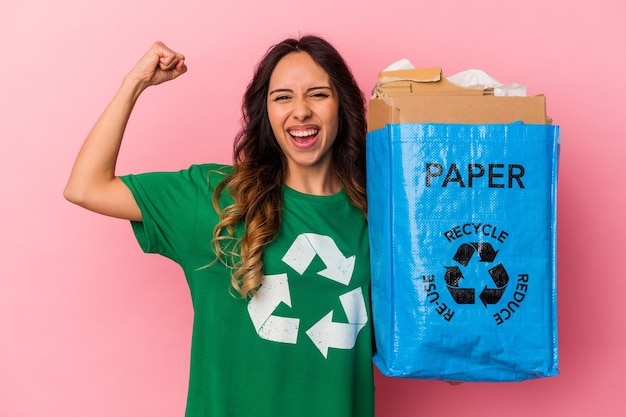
<box><xmin>367</xmin><ymin>67</ymin><xmax>550</xmax><ymax>131</ymax></box>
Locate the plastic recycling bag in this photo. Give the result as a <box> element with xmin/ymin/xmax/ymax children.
<box><xmin>367</xmin><ymin>122</ymin><xmax>560</xmax><ymax>382</ymax></box>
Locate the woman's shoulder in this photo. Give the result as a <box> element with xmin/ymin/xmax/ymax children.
<box><xmin>185</xmin><ymin>163</ymin><xmax>234</xmax><ymax>184</ymax></box>
<box><xmin>189</xmin><ymin>163</ymin><xmax>233</xmax><ymax>175</ymax></box>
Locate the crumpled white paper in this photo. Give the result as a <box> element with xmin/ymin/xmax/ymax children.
<box><xmin>382</xmin><ymin>58</ymin><xmax>415</xmax><ymax>72</ymax></box>
<box><xmin>447</xmin><ymin>69</ymin><xmax>526</xmax><ymax>97</ymax></box>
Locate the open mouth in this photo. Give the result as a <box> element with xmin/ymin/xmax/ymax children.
<box><xmin>288</xmin><ymin>128</ymin><xmax>319</xmax><ymax>147</ymax></box>
<box><xmin>289</xmin><ymin>128</ymin><xmax>318</xmax><ymax>139</ymax></box>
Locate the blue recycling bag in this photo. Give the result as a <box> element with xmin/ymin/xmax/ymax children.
<box><xmin>367</xmin><ymin>122</ymin><xmax>560</xmax><ymax>382</ymax></box>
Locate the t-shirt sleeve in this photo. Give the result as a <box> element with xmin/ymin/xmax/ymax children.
<box><xmin>119</xmin><ymin>164</ymin><xmax>228</xmax><ymax>264</ymax></box>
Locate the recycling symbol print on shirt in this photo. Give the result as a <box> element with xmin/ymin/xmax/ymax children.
<box><xmin>247</xmin><ymin>233</ymin><xmax>368</xmax><ymax>358</ymax></box>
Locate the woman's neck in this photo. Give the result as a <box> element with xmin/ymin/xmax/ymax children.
<box><xmin>284</xmin><ymin>166</ymin><xmax>342</xmax><ymax>196</ymax></box>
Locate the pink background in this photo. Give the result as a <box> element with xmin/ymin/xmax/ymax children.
<box><xmin>1</xmin><ymin>0</ymin><xmax>625</xmax><ymax>416</ymax></box>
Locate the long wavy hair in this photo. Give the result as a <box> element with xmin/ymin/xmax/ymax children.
<box><xmin>212</xmin><ymin>35</ymin><xmax>367</xmax><ymax>299</ymax></box>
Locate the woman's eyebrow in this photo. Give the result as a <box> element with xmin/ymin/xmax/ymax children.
<box><xmin>268</xmin><ymin>88</ymin><xmax>293</xmax><ymax>95</ymax></box>
<box><xmin>307</xmin><ymin>86</ymin><xmax>332</xmax><ymax>91</ymax></box>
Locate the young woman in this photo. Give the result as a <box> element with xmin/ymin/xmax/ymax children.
<box><xmin>64</xmin><ymin>36</ymin><xmax>373</xmax><ymax>416</ymax></box>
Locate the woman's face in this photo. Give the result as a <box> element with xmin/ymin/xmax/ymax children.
<box><xmin>267</xmin><ymin>52</ymin><xmax>339</xmax><ymax>179</ymax></box>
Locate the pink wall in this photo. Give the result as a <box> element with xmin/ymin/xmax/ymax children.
<box><xmin>1</xmin><ymin>0</ymin><xmax>624</xmax><ymax>416</ymax></box>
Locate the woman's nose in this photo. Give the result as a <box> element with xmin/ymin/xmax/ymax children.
<box><xmin>292</xmin><ymin>98</ymin><xmax>312</xmax><ymax>121</ymax></box>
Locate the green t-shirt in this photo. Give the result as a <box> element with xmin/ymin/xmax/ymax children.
<box><xmin>120</xmin><ymin>164</ymin><xmax>374</xmax><ymax>417</ymax></box>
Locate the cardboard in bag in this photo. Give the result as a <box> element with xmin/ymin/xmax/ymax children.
<box><xmin>367</xmin><ymin>67</ymin><xmax>550</xmax><ymax>131</ymax></box>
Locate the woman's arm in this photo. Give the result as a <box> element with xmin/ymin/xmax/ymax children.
<box><xmin>63</xmin><ymin>41</ymin><xmax>187</xmax><ymax>221</ymax></box>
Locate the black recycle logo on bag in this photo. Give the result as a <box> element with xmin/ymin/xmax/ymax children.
<box><xmin>444</xmin><ymin>242</ymin><xmax>509</xmax><ymax>307</ymax></box>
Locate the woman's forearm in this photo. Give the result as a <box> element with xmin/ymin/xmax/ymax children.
<box><xmin>64</xmin><ymin>41</ymin><xmax>186</xmax><ymax>220</ymax></box>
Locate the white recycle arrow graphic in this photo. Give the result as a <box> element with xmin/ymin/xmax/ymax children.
<box><xmin>305</xmin><ymin>287</ymin><xmax>368</xmax><ymax>358</ymax></box>
<box><xmin>247</xmin><ymin>273</ymin><xmax>299</xmax><ymax>344</ymax></box>
<box><xmin>281</xmin><ymin>233</ymin><xmax>356</xmax><ymax>285</ymax></box>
